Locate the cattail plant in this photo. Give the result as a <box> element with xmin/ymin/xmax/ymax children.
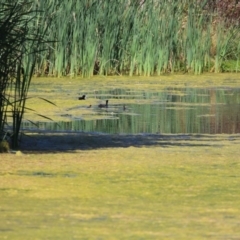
<box><xmin>0</xmin><ymin>0</ymin><xmax>51</xmax><ymax>149</ymax></box>
<box><xmin>25</xmin><ymin>0</ymin><xmax>240</xmax><ymax>76</ymax></box>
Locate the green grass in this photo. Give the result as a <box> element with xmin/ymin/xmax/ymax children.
<box><xmin>221</xmin><ymin>60</ymin><xmax>240</xmax><ymax>72</ymax></box>
<box><xmin>1</xmin><ymin>144</ymin><xmax>240</xmax><ymax>239</ymax></box>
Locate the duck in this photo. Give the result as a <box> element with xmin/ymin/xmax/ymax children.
<box><xmin>78</xmin><ymin>94</ymin><xmax>86</xmax><ymax>100</ymax></box>
<box><xmin>87</xmin><ymin>105</ymin><xmax>92</xmax><ymax>108</ymax></box>
<box><xmin>98</xmin><ymin>100</ymin><xmax>108</xmax><ymax>108</ymax></box>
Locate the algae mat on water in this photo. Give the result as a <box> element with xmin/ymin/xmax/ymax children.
<box><xmin>1</xmin><ymin>74</ymin><xmax>240</xmax><ymax>239</ymax></box>
<box><xmin>0</xmin><ymin>142</ymin><xmax>240</xmax><ymax>240</ymax></box>
<box><xmin>23</xmin><ymin>73</ymin><xmax>240</xmax><ymax>123</ymax></box>
<box><xmin>1</xmin><ymin>135</ymin><xmax>240</xmax><ymax>239</ymax></box>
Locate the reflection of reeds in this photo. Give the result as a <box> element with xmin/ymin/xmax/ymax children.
<box><xmin>21</xmin><ymin>87</ymin><xmax>240</xmax><ymax>135</ymax></box>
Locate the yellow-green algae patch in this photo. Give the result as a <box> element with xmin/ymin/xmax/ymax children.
<box><xmin>1</xmin><ymin>135</ymin><xmax>240</xmax><ymax>239</ymax></box>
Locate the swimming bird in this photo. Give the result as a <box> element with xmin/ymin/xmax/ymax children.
<box><xmin>87</xmin><ymin>105</ymin><xmax>92</xmax><ymax>108</ymax></box>
<box><xmin>98</xmin><ymin>100</ymin><xmax>108</xmax><ymax>108</ymax></box>
<box><xmin>78</xmin><ymin>95</ymin><xmax>86</xmax><ymax>100</ymax></box>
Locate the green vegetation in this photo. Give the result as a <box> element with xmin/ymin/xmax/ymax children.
<box><xmin>13</xmin><ymin>0</ymin><xmax>240</xmax><ymax>77</ymax></box>
<box><xmin>0</xmin><ymin>1</ymin><xmax>50</xmax><ymax>148</ymax></box>
<box><xmin>1</xmin><ymin>1</ymin><xmax>239</xmax><ymax>237</ymax></box>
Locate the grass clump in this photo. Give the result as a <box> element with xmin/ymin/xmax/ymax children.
<box><xmin>0</xmin><ymin>140</ymin><xmax>9</xmax><ymax>153</ymax></box>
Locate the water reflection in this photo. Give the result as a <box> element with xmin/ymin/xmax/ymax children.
<box><xmin>22</xmin><ymin>87</ymin><xmax>240</xmax><ymax>134</ymax></box>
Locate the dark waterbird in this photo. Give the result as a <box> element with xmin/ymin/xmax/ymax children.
<box><xmin>87</xmin><ymin>105</ymin><xmax>92</xmax><ymax>108</ymax></box>
<box><xmin>78</xmin><ymin>95</ymin><xmax>86</xmax><ymax>100</ymax></box>
<box><xmin>98</xmin><ymin>100</ymin><xmax>109</xmax><ymax>108</ymax></box>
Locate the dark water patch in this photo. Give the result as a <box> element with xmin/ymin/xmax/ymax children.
<box><xmin>16</xmin><ymin>171</ymin><xmax>77</xmax><ymax>178</ymax></box>
<box><xmin>17</xmin><ymin>171</ymin><xmax>56</xmax><ymax>177</ymax></box>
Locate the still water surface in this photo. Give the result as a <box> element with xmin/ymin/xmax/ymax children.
<box><xmin>22</xmin><ymin>86</ymin><xmax>240</xmax><ymax>134</ymax></box>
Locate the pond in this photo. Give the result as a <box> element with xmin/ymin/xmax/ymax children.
<box><xmin>21</xmin><ymin>84</ymin><xmax>240</xmax><ymax>134</ymax></box>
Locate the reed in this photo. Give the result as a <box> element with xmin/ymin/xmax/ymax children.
<box><xmin>42</xmin><ymin>0</ymin><xmax>239</xmax><ymax>77</ymax></box>
<box><xmin>1</xmin><ymin>0</ymin><xmax>240</xmax><ymax>80</ymax></box>
<box><xmin>23</xmin><ymin>0</ymin><xmax>239</xmax><ymax>77</ymax></box>
<box><xmin>0</xmin><ymin>1</ymin><xmax>51</xmax><ymax>148</ymax></box>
